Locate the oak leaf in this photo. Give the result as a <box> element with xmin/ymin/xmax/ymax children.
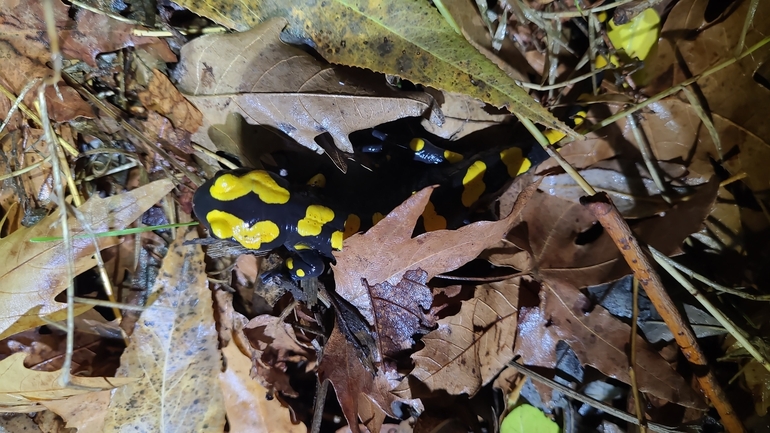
<box><xmin>175</xmin><ymin>18</ymin><xmax>442</xmax><ymax>155</ymax></box>
<box><xmin>0</xmin><ymin>179</ymin><xmax>175</xmax><ymax>339</ymax></box>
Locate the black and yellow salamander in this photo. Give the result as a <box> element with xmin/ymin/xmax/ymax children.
<box><xmin>192</xmin><ymin>111</ymin><xmax>585</xmax><ymax>280</ymax></box>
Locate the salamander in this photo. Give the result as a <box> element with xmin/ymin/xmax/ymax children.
<box><xmin>192</xmin><ymin>111</ymin><xmax>585</xmax><ymax>280</ymax></box>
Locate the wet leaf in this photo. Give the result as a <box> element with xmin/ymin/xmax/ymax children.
<box><xmin>103</xmin><ymin>228</ymin><xmax>226</xmax><ymax>432</ymax></box>
<box><xmin>491</xmin><ymin>178</ymin><xmax>719</xmax><ymax>288</ymax></box>
<box><xmin>411</xmin><ymin>278</ymin><xmax>519</xmax><ymax>396</ymax></box>
<box><xmin>515</xmin><ymin>280</ymin><xmax>706</xmax><ymax>409</ymax></box>
<box><xmin>172</xmin><ymin>0</ymin><xmax>576</xmax><ymax>137</ymax></box>
<box><xmin>0</xmin><ymin>352</ymin><xmax>134</xmax><ymax>413</ymax></box>
<box><xmin>175</xmin><ymin>18</ymin><xmax>442</xmax><ymax>155</ymax></box>
<box><xmin>0</xmin><ymin>179</ymin><xmax>175</xmax><ymax>339</ymax></box>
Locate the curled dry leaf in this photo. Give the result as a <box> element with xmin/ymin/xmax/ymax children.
<box><xmin>103</xmin><ymin>228</ymin><xmax>226</xmax><ymax>433</ymax></box>
<box><xmin>0</xmin><ymin>352</ymin><xmax>134</xmax><ymax>413</ymax></box>
<box><xmin>422</xmin><ymin>90</ymin><xmax>511</xmax><ymax>140</ymax></box>
<box><xmin>515</xmin><ymin>280</ymin><xmax>706</xmax><ymax>409</ymax></box>
<box><xmin>0</xmin><ymin>179</ymin><xmax>175</xmax><ymax>340</ymax></box>
<box><xmin>219</xmin><ymin>307</ymin><xmax>305</xmax><ymax>432</ymax></box>
<box><xmin>243</xmin><ymin>314</ymin><xmax>314</xmax><ymax>397</ymax></box>
<box><xmin>411</xmin><ymin>278</ymin><xmax>520</xmax><ymax>396</ymax></box>
<box><xmin>175</xmin><ymin>18</ymin><xmax>442</xmax><ymax>155</ymax></box>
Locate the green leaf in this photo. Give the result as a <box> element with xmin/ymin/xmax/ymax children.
<box><xmin>174</xmin><ymin>0</ymin><xmax>579</xmax><ymax>138</ymax></box>
<box><xmin>501</xmin><ymin>404</ymin><xmax>560</xmax><ymax>433</ymax></box>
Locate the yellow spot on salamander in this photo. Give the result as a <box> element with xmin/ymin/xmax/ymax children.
<box><xmin>206</xmin><ymin>210</ymin><xmax>280</xmax><ymax>250</ymax></box>
<box><xmin>297</xmin><ymin>205</ymin><xmax>335</xmax><ymax>237</ymax></box>
<box><xmin>500</xmin><ymin>147</ymin><xmax>526</xmax><ymax>178</ymax></box>
<box><xmin>543</xmin><ymin>129</ymin><xmax>566</xmax><ymax>145</ymax></box>
<box><xmin>461</xmin><ymin>161</ymin><xmax>486</xmax><ymax>207</ymax></box>
<box><xmin>210</xmin><ymin>171</ymin><xmax>290</xmax><ymax>204</ymax></box>
<box><xmin>372</xmin><ymin>212</ymin><xmax>385</xmax><ymax>225</ymax></box>
<box><xmin>286</xmin><ymin>258</ymin><xmax>294</xmax><ymax>269</ymax></box>
<box><xmin>409</xmin><ymin>138</ymin><xmax>425</xmax><ymax>152</ymax></box>
<box><xmin>422</xmin><ymin>200</ymin><xmax>447</xmax><ymax>231</ymax></box>
<box><xmin>331</xmin><ymin>231</ymin><xmax>343</xmax><ymax>250</ymax></box>
<box><xmin>307</xmin><ymin>173</ymin><xmax>326</xmax><ymax>188</ymax></box>
<box><xmin>294</xmin><ymin>244</ymin><xmax>310</xmax><ymax>250</ymax></box>
<box><xmin>443</xmin><ymin>150</ymin><xmax>463</xmax><ymax>163</ymax></box>
<box><xmin>344</xmin><ymin>214</ymin><xmax>360</xmax><ymax>239</ymax></box>
<box><xmin>295</xmin><ymin>268</ymin><xmax>305</xmax><ymax>278</ymax></box>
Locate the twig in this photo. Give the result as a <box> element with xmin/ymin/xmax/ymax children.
<box><xmin>626</xmin><ymin>114</ymin><xmax>669</xmax><ymax>199</ymax></box>
<box><xmin>649</xmin><ymin>246</ymin><xmax>770</xmax><ymax>373</ymax></box>
<box><xmin>508</xmin><ymin>361</ymin><xmax>683</xmax><ymax>433</ymax></box>
<box><xmin>581</xmin><ymin>193</ymin><xmax>745</xmax><ymax>433</ymax></box>
<box><xmin>629</xmin><ymin>277</ymin><xmax>647</xmax><ymax>431</ymax></box>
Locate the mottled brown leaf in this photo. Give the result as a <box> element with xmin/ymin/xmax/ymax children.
<box><xmin>411</xmin><ymin>278</ymin><xmax>519</xmax><ymax>396</ymax></box>
<box><xmin>103</xmin><ymin>228</ymin><xmax>226</xmax><ymax>432</ymax></box>
<box><xmin>175</xmin><ymin>18</ymin><xmax>441</xmax><ymax>155</ymax></box>
<box><xmin>138</xmin><ymin>69</ymin><xmax>202</xmax><ymax>133</ymax></box>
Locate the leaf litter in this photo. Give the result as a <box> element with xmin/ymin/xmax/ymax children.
<box><xmin>0</xmin><ymin>0</ymin><xmax>769</xmax><ymax>432</ymax></box>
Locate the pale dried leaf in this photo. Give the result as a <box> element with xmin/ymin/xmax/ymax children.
<box><xmin>0</xmin><ymin>352</ymin><xmax>134</xmax><ymax>412</ymax></box>
<box><xmin>43</xmin><ymin>391</ymin><xmax>110</xmax><ymax>433</ymax></box>
<box><xmin>0</xmin><ymin>179</ymin><xmax>174</xmax><ymax>339</ymax></box>
<box><xmin>176</xmin><ymin>18</ymin><xmax>441</xmax><ymax>155</ymax></box>
<box><xmin>103</xmin><ymin>228</ymin><xmax>226</xmax><ymax>432</ymax></box>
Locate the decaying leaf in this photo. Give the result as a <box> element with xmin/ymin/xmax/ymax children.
<box><xmin>0</xmin><ymin>352</ymin><xmax>134</xmax><ymax>413</ymax></box>
<box><xmin>103</xmin><ymin>228</ymin><xmax>226</xmax><ymax>432</ymax></box>
<box><xmin>411</xmin><ymin>278</ymin><xmax>520</xmax><ymax>396</ymax></box>
<box><xmin>0</xmin><ymin>179</ymin><xmax>175</xmax><ymax>339</ymax></box>
<box><xmin>43</xmin><ymin>391</ymin><xmax>111</xmax><ymax>433</ymax></box>
<box><xmin>243</xmin><ymin>314</ymin><xmax>314</xmax><ymax>397</ymax></box>
<box><xmin>318</xmin><ymin>324</ymin><xmax>422</xmax><ymax>433</ymax></box>
<box><xmin>175</xmin><ymin>18</ymin><xmax>442</xmax><ymax>155</ymax></box>
<box><xmin>173</xmin><ymin>0</ymin><xmax>576</xmax><ymax>137</ymax></box>
<box><xmin>515</xmin><ymin>280</ymin><xmax>706</xmax><ymax>409</ymax></box>
<box><xmin>421</xmin><ymin>90</ymin><xmax>511</xmax><ymax>140</ymax></box>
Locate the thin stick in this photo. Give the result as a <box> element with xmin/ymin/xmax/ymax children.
<box><xmin>629</xmin><ymin>277</ymin><xmax>647</xmax><ymax>431</ymax></box>
<box><xmin>650</xmin><ymin>246</ymin><xmax>770</xmax><ymax>373</ymax></box>
<box><xmin>582</xmin><ymin>194</ymin><xmax>745</xmax><ymax>433</ymax></box>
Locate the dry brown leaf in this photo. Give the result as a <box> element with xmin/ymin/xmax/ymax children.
<box><xmin>138</xmin><ymin>69</ymin><xmax>202</xmax><ymax>133</ymax></box>
<box><xmin>43</xmin><ymin>391</ymin><xmax>110</xmax><ymax>433</ymax></box>
<box><xmin>333</xmin><ymin>180</ymin><xmax>538</xmax><ymax>325</ymax></box>
<box><xmin>103</xmin><ymin>228</ymin><xmax>226</xmax><ymax>432</ymax></box>
<box><xmin>411</xmin><ymin>278</ymin><xmax>519</xmax><ymax>396</ymax></box>
<box><xmin>0</xmin><ymin>352</ymin><xmax>134</xmax><ymax>413</ymax></box>
<box><xmin>318</xmin><ymin>324</ymin><xmax>422</xmax><ymax>433</ymax></box>
<box><xmin>0</xmin><ymin>179</ymin><xmax>175</xmax><ymax>339</ymax></box>
<box><xmin>515</xmin><ymin>280</ymin><xmax>706</xmax><ymax>409</ymax></box>
<box><xmin>175</xmin><ymin>18</ymin><xmax>441</xmax><ymax>155</ymax></box>
<box><xmin>491</xmin><ymin>178</ymin><xmax>719</xmax><ymax>288</ymax></box>
<box><xmin>0</xmin><ymin>413</ymin><xmax>41</xmax><ymax>431</ymax></box>
<box><xmin>219</xmin><ymin>324</ymin><xmax>305</xmax><ymax>432</ymax></box>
